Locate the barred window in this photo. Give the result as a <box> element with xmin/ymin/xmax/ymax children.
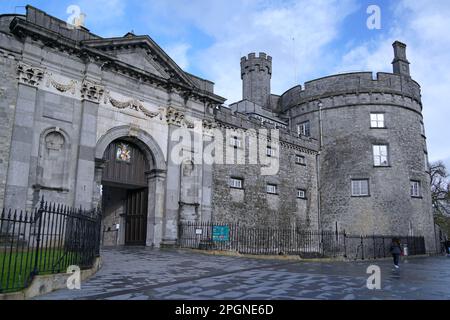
<box><xmin>410</xmin><ymin>180</ymin><xmax>421</xmax><ymax>197</ymax></box>
<box><xmin>229</xmin><ymin>178</ymin><xmax>243</xmax><ymax>189</ymax></box>
<box><xmin>351</xmin><ymin>179</ymin><xmax>369</xmax><ymax>196</ymax></box>
<box><xmin>266</xmin><ymin>146</ymin><xmax>275</xmax><ymax>157</ymax></box>
<box><xmin>266</xmin><ymin>184</ymin><xmax>277</xmax><ymax>194</ymax></box>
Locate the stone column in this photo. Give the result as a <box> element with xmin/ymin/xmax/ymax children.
<box><xmin>4</xmin><ymin>62</ymin><xmax>43</xmax><ymax>210</ymax></box>
<box><xmin>74</xmin><ymin>79</ymin><xmax>103</xmax><ymax>210</ymax></box>
<box><xmin>145</xmin><ymin>169</ymin><xmax>167</xmax><ymax>247</ymax></box>
<box><xmin>92</xmin><ymin>158</ymin><xmax>106</xmax><ymax>210</ymax></box>
<box><xmin>161</xmin><ymin>122</ymin><xmax>182</xmax><ymax>247</ymax></box>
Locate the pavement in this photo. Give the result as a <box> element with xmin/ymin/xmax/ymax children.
<box><xmin>35</xmin><ymin>246</ymin><xmax>450</xmax><ymax>300</ymax></box>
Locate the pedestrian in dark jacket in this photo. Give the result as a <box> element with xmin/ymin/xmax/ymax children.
<box><xmin>390</xmin><ymin>238</ymin><xmax>402</xmax><ymax>269</ymax></box>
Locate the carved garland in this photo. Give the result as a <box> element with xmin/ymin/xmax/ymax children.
<box><xmin>104</xmin><ymin>91</ymin><xmax>165</xmax><ymax>120</ymax></box>
<box><xmin>46</xmin><ymin>73</ymin><xmax>77</xmax><ymax>94</ymax></box>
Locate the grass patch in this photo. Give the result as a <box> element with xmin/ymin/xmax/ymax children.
<box><xmin>0</xmin><ymin>248</ymin><xmax>83</xmax><ymax>293</ymax></box>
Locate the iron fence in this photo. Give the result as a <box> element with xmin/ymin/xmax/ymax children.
<box><xmin>178</xmin><ymin>222</ymin><xmax>426</xmax><ymax>260</ymax></box>
<box><xmin>0</xmin><ymin>197</ymin><xmax>102</xmax><ymax>293</ymax></box>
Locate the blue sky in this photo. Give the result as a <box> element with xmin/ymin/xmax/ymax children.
<box><xmin>1</xmin><ymin>1</ymin><xmax>449</xmax><ymax>168</ymax></box>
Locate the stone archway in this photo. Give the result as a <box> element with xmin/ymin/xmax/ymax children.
<box><xmin>94</xmin><ymin>126</ymin><xmax>167</xmax><ymax>247</ymax></box>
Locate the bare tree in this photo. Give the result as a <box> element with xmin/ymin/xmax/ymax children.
<box><xmin>429</xmin><ymin>161</ymin><xmax>450</xmax><ymax>214</ymax></box>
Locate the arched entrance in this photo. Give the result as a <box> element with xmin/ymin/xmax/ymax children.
<box><xmin>101</xmin><ymin>139</ymin><xmax>149</xmax><ymax>245</ymax></box>
<box><xmin>94</xmin><ymin>126</ymin><xmax>167</xmax><ymax>248</ymax></box>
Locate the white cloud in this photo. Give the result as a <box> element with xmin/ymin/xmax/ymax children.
<box><xmin>336</xmin><ymin>0</ymin><xmax>450</xmax><ymax>164</ymax></box>
<box><xmin>175</xmin><ymin>0</ymin><xmax>360</xmax><ymax>104</ymax></box>
<box><xmin>164</xmin><ymin>43</ymin><xmax>191</xmax><ymax>70</ymax></box>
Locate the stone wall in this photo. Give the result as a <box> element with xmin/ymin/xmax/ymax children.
<box><xmin>0</xmin><ymin>50</ymin><xmax>18</xmax><ymax>209</ymax></box>
<box><xmin>211</xmin><ymin>110</ymin><xmax>320</xmax><ymax>230</ymax></box>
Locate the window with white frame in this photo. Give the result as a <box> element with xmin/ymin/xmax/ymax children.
<box><xmin>297</xmin><ymin>121</ymin><xmax>310</xmax><ymax>137</ymax></box>
<box><xmin>351</xmin><ymin>179</ymin><xmax>369</xmax><ymax>196</ymax></box>
<box><xmin>370</xmin><ymin>113</ymin><xmax>385</xmax><ymax>128</ymax></box>
<box><xmin>410</xmin><ymin>180</ymin><xmax>421</xmax><ymax>197</ymax></box>
<box><xmin>266</xmin><ymin>184</ymin><xmax>277</xmax><ymax>194</ymax></box>
<box><xmin>373</xmin><ymin>145</ymin><xmax>389</xmax><ymax>166</ymax></box>
<box><xmin>295</xmin><ymin>154</ymin><xmax>306</xmax><ymax>165</ymax></box>
<box><xmin>229</xmin><ymin>177</ymin><xmax>243</xmax><ymax>189</ymax></box>
<box><xmin>230</xmin><ymin>136</ymin><xmax>241</xmax><ymax>148</ymax></box>
<box><xmin>297</xmin><ymin>189</ymin><xmax>306</xmax><ymax>199</ymax></box>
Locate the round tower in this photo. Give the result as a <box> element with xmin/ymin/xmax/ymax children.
<box><xmin>241</xmin><ymin>52</ymin><xmax>272</xmax><ymax>107</ymax></box>
<box><xmin>279</xmin><ymin>41</ymin><xmax>436</xmax><ymax>251</ymax></box>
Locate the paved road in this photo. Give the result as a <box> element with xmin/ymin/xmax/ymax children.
<box><xmin>35</xmin><ymin>247</ymin><xmax>450</xmax><ymax>300</ymax></box>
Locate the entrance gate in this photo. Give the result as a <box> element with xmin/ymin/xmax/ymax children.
<box><xmin>101</xmin><ymin>139</ymin><xmax>149</xmax><ymax>245</ymax></box>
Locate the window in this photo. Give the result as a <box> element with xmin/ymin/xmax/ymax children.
<box><xmin>230</xmin><ymin>136</ymin><xmax>241</xmax><ymax>148</ymax></box>
<box><xmin>266</xmin><ymin>184</ymin><xmax>277</xmax><ymax>194</ymax></box>
<box><xmin>373</xmin><ymin>145</ymin><xmax>389</xmax><ymax>166</ymax></box>
<box><xmin>297</xmin><ymin>121</ymin><xmax>310</xmax><ymax>137</ymax></box>
<box><xmin>370</xmin><ymin>113</ymin><xmax>385</xmax><ymax>128</ymax></box>
<box><xmin>295</xmin><ymin>155</ymin><xmax>306</xmax><ymax>165</ymax></box>
<box><xmin>266</xmin><ymin>146</ymin><xmax>275</xmax><ymax>157</ymax></box>
<box><xmin>410</xmin><ymin>180</ymin><xmax>421</xmax><ymax>198</ymax></box>
<box><xmin>351</xmin><ymin>179</ymin><xmax>369</xmax><ymax>197</ymax></box>
<box><xmin>297</xmin><ymin>189</ymin><xmax>306</xmax><ymax>199</ymax></box>
<box><xmin>424</xmin><ymin>152</ymin><xmax>429</xmax><ymax>171</ymax></box>
<box><xmin>229</xmin><ymin>178</ymin><xmax>243</xmax><ymax>189</ymax></box>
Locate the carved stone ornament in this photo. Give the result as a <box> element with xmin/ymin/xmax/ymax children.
<box><xmin>166</xmin><ymin>107</ymin><xmax>194</xmax><ymax>128</ymax></box>
<box><xmin>46</xmin><ymin>73</ymin><xmax>77</xmax><ymax>94</ymax></box>
<box><xmin>103</xmin><ymin>91</ymin><xmax>166</xmax><ymax>119</ymax></box>
<box><xmin>80</xmin><ymin>79</ymin><xmax>104</xmax><ymax>102</ymax></box>
<box><xmin>17</xmin><ymin>62</ymin><xmax>44</xmax><ymax>87</ymax></box>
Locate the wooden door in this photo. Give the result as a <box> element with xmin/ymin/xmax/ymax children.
<box><xmin>124</xmin><ymin>188</ymin><xmax>148</xmax><ymax>245</ymax></box>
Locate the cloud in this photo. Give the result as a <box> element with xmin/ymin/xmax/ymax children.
<box><xmin>170</xmin><ymin>0</ymin><xmax>360</xmax><ymax>104</ymax></box>
<box><xmin>165</xmin><ymin>43</ymin><xmax>191</xmax><ymax>70</ymax></box>
<box><xmin>337</xmin><ymin>0</ymin><xmax>450</xmax><ymax>163</ymax></box>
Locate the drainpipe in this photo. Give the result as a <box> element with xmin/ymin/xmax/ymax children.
<box><xmin>316</xmin><ymin>100</ymin><xmax>323</xmax><ymax>232</ymax></box>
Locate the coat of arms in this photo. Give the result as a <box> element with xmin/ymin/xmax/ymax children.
<box><xmin>116</xmin><ymin>143</ymin><xmax>131</xmax><ymax>162</ymax></box>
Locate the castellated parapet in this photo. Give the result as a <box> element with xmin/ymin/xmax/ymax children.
<box><xmin>279</xmin><ymin>72</ymin><xmax>422</xmax><ymax>112</ymax></box>
<box><xmin>241</xmin><ymin>52</ymin><xmax>272</xmax><ymax>109</ymax></box>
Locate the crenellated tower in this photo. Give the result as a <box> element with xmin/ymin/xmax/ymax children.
<box><xmin>240</xmin><ymin>52</ymin><xmax>272</xmax><ymax>108</ymax></box>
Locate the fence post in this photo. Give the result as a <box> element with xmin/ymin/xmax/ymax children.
<box><xmin>360</xmin><ymin>235</ymin><xmax>365</xmax><ymax>260</ymax></box>
<box><xmin>343</xmin><ymin>230</ymin><xmax>347</xmax><ymax>258</ymax></box>
<box><xmin>32</xmin><ymin>196</ymin><xmax>45</xmax><ymax>276</ymax></box>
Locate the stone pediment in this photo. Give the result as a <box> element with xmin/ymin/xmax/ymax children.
<box><xmin>81</xmin><ymin>35</ymin><xmax>195</xmax><ymax>88</ymax></box>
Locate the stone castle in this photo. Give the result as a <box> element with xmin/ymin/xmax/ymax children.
<box><xmin>0</xmin><ymin>6</ymin><xmax>436</xmax><ymax>250</ymax></box>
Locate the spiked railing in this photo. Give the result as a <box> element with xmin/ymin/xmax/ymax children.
<box><xmin>0</xmin><ymin>197</ymin><xmax>102</xmax><ymax>293</ymax></box>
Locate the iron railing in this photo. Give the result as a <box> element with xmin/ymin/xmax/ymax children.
<box><xmin>178</xmin><ymin>222</ymin><xmax>426</xmax><ymax>260</ymax></box>
<box><xmin>0</xmin><ymin>197</ymin><xmax>102</xmax><ymax>293</ymax></box>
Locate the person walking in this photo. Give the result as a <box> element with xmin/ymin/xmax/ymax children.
<box><xmin>390</xmin><ymin>238</ymin><xmax>402</xmax><ymax>269</ymax></box>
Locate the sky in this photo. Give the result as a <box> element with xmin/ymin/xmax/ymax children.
<box><xmin>1</xmin><ymin>0</ymin><xmax>449</xmax><ymax>168</ymax></box>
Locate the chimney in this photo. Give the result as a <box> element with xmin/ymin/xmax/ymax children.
<box><xmin>392</xmin><ymin>41</ymin><xmax>410</xmax><ymax>76</ymax></box>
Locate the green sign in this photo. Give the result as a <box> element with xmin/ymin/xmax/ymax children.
<box><xmin>212</xmin><ymin>226</ymin><xmax>229</xmax><ymax>242</ymax></box>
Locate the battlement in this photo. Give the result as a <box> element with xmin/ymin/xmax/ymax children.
<box><xmin>214</xmin><ymin>107</ymin><xmax>319</xmax><ymax>152</ymax></box>
<box><xmin>241</xmin><ymin>52</ymin><xmax>272</xmax><ymax>78</ymax></box>
<box><xmin>279</xmin><ymin>72</ymin><xmax>422</xmax><ymax>111</ymax></box>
